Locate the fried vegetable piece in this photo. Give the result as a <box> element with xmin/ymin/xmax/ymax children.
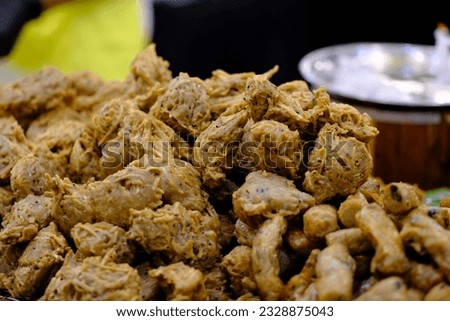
<box><xmin>234</xmin><ymin>219</ymin><xmax>257</xmax><ymax>247</ymax></box>
<box><xmin>150</xmin><ymin>72</ymin><xmax>212</xmax><ymax>137</ymax></box>
<box><xmin>221</xmin><ymin>245</ymin><xmax>257</xmax><ymax>297</ymax></box>
<box><xmin>407</xmin><ymin>262</ymin><xmax>444</xmax><ymax>293</ymax></box>
<box><xmin>232</xmin><ymin>170</ymin><xmax>315</xmax><ymax>227</ymax></box>
<box><xmin>238</xmin><ymin>119</ymin><xmax>302</xmax><ymax>179</ymax></box>
<box><xmin>5</xmin><ymin>222</ymin><xmax>69</xmax><ymax>299</ymax></box>
<box><xmin>0</xmin><ymin>194</ymin><xmax>54</xmax><ymax>244</ymax></box>
<box><xmin>0</xmin><ymin>67</ymin><xmax>74</xmax><ymax>121</ymax></box>
<box><xmin>51</xmin><ymin>166</ymin><xmax>163</xmax><ymax>235</ymax></box>
<box><xmin>303</xmin><ymin>123</ymin><xmax>373</xmax><ymax>203</ymax></box>
<box><xmin>285</xmin><ymin>227</ymin><xmax>320</xmax><ymax>256</ymax></box>
<box><xmin>382</xmin><ymin>182</ymin><xmax>422</xmax><ymax>215</ymax></box>
<box><xmin>355</xmin><ymin>277</ymin><xmax>409</xmax><ymax>300</ymax></box>
<box><xmin>26</xmin><ymin>107</ymin><xmax>88</xmax><ymax>157</ymax></box>
<box><xmin>315</xmin><ymin>243</ymin><xmax>355</xmax><ymax>300</ymax></box>
<box><xmin>42</xmin><ymin>251</ymin><xmax>141</xmax><ymax>300</ymax></box>
<box><xmin>278</xmin><ymin>80</ymin><xmax>314</xmax><ymax>110</ymax></box>
<box><xmin>0</xmin><ymin>117</ymin><xmax>32</xmax><ymax>180</ymax></box>
<box><xmin>0</xmin><ymin>187</ymin><xmax>14</xmax><ymax>220</ymax></box>
<box><xmin>424</xmin><ymin>282</ymin><xmax>450</xmax><ymax>300</ymax></box>
<box><xmin>10</xmin><ymin>146</ymin><xmax>66</xmax><ymax>199</ymax></box>
<box><xmin>400</xmin><ymin>214</ymin><xmax>450</xmax><ymax>280</ymax></box>
<box><xmin>414</xmin><ymin>206</ymin><xmax>450</xmax><ymax>230</ymax></box>
<box><xmin>252</xmin><ymin>215</ymin><xmax>287</xmax><ymax>300</ymax></box>
<box><xmin>283</xmin><ymin>249</ymin><xmax>320</xmax><ymax>300</ymax></box>
<box><xmin>128</xmin><ymin>202</ymin><xmax>219</xmax><ymax>268</ymax></box>
<box><xmin>0</xmin><ymin>242</ymin><xmax>23</xmax><ymax>290</ymax></box>
<box><xmin>135</xmin><ymin>262</ymin><xmax>161</xmax><ymax>300</ymax></box>
<box><xmin>325</xmin><ymin>228</ymin><xmax>372</xmax><ymax>255</ymax></box>
<box><xmin>204</xmin><ymin>267</ymin><xmax>231</xmax><ymax>301</ymax></box>
<box><xmin>358</xmin><ymin>176</ymin><xmax>383</xmax><ymax>204</ymax></box>
<box><xmin>71</xmin><ymin>222</ymin><xmax>135</xmax><ymax>264</ymax></box>
<box><xmin>303</xmin><ymin>204</ymin><xmax>339</xmax><ymax>241</ymax></box>
<box><xmin>355</xmin><ymin>203</ymin><xmax>409</xmax><ymax>275</ymax></box>
<box><xmin>338</xmin><ymin>192</ymin><xmax>368</xmax><ymax>228</ymax></box>
<box><xmin>149</xmin><ymin>262</ymin><xmax>207</xmax><ymax>301</ymax></box>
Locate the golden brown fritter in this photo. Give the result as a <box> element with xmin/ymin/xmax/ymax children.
<box><xmin>337</xmin><ymin>192</ymin><xmax>368</xmax><ymax>228</ymax></box>
<box><xmin>325</xmin><ymin>228</ymin><xmax>373</xmax><ymax>255</ymax></box>
<box><xmin>0</xmin><ymin>187</ymin><xmax>14</xmax><ymax>221</ymax></box>
<box><xmin>382</xmin><ymin>182</ymin><xmax>423</xmax><ymax>216</ymax></box>
<box><xmin>424</xmin><ymin>282</ymin><xmax>450</xmax><ymax>300</ymax></box>
<box><xmin>0</xmin><ymin>242</ymin><xmax>23</xmax><ymax>290</ymax></box>
<box><xmin>303</xmin><ymin>204</ymin><xmax>339</xmax><ymax>242</ymax></box>
<box><xmin>355</xmin><ymin>277</ymin><xmax>409</xmax><ymax>300</ymax></box>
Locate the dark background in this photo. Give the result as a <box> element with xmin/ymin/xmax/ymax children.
<box><xmin>153</xmin><ymin>0</ymin><xmax>450</xmax><ymax>84</ymax></box>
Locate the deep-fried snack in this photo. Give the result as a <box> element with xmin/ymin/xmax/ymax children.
<box><xmin>303</xmin><ymin>204</ymin><xmax>339</xmax><ymax>242</ymax></box>
<box><xmin>51</xmin><ymin>166</ymin><xmax>163</xmax><ymax>235</ymax></box>
<box><xmin>382</xmin><ymin>182</ymin><xmax>422</xmax><ymax>216</ymax></box>
<box><xmin>358</xmin><ymin>176</ymin><xmax>383</xmax><ymax>204</ymax></box>
<box><xmin>0</xmin><ymin>242</ymin><xmax>23</xmax><ymax>290</ymax></box>
<box><xmin>303</xmin><ymin>123</ymin><xmax>373</xmax><ymax>202</ymax></box>
<box><xmin>278</xmin><ymin>80</ymin><xmax>314</xmax><ymax>110</ymax></box>
<box><xmin>0</xmin><ymin>194</ymin><xmax>54</xmax><ymax>244</ymax></box>
<box><xmin>338</xmin><ymin>192</ymin><xmax>368</xmax><ymax>228</ymax></box>
<box><xmin>355</xmin><ymin>203</ymin><xmax>409</xmax><ymax>275</ymax></box>
<box><xmin>413</xmin><ymin>206</ymin><xmax>450</xmax><ymax>230</ymax></box>
<box><xmin>0</xmin><ymin>187</ymin><xmax>14</xmax><ymax>221</ymax></box>
<box><xmin>232</xmin><ymin>170</ymin><xmax>315</xmax><ymax>227</ymax></box>
<box><xmin>204</xmin><ymin>267</ymin><xmax>230</xmax><ymax>301</ymax></box>
<box><xmin>407</xmin><ymin>262</ymin><xmax>444</xmax><ymax>293</ymax></box>
<box><xmin>325</xmin><ymin>228</ymin><xmax>372</xmax><ymax>255</ymax></box>
<box><xmin>400</xmin><ymin>214</ymin><xmax>450</xmax><ymax>280</ymax></box>
<box><xmin>221</xmin><ymin>245</ymin><xmax>257</xmax><ymax>297</ymax></box>
<box><xmin>4</xmin><ymin>222</ymin><xmax>69</xmax><ymax>299</ymax></box>
<box><xmin>355</xmin><ymin>276</ymin><xmax>409</xmax><ymax>300</ymax></box>
<box><xmin>128</xmin><ymin>202</ymin><xmax>219</xmax><ymax>268</ymax></box>
<box><xmin>424</xmin><ymin>282</ymin><xmax>450</xmax><ymax>300</ymax></box>
<box><xmin>286</xmin><ymin>227</ymin><xmax>320</xmax><ymax>256</ymax></box>
<box><xmin>251</xmin><ymin>215</ymin><xmax>287</xmax><ymax>300</ymax></box>
<box><xmin>42</xmin><ymin>250</ymin><xmax>141</xmax><ymax>300</ymax></box>
<box><xmin>315</xmin><ymin>243</ymin><xmax>355</xmax><ymax>300</ymax></box>
<box><xmin>135</xmin><ymin>262</ymin><xmax>161</xmax><ymax>300</ymax></box>
<box><xmin>149</xmin><ymin>262</ymin><xmax>207</xmax><ymax>301</ymax></box>
<box><xmin>71</xmin><ymin>222</ymin><xmax>135</xmax><ymax>264</ymax></box>
<box><xmin>234</xmin><ymin>219</ymin><xmax>257</xmax><ymax>247</ymax></box>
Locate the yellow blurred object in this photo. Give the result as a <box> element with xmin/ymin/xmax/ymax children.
<box><xmin>8</xmin><ymin>0</ymin><xmax>147</xmax><ymax>81</ymax></box>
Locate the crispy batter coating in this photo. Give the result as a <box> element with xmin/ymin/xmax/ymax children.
<box><xmin>149</xmin><ymin>262</ymin><xmax>207</xmax><ymax>301</ymax></box>
<box><xmin>355</xmin><ymin>203</ymin><xmax>410</xmax><ymax>275</ymax></box>
<box><xmin>0</xmin><ymin>67</ymin><xmax>74</xmax><ymax>121</ymax></box>
<box><xmin>278</xmin><ymin>80</ymin><xmax>314</xmax><ymax>110</ymax></box>
<box><xmin>409</xmin><ymin>205</ymin><xmax>450</xmax><ymax>230</ymax></box>
<box><xmin>233</xmin><ymin>170</ymin><xmax>315</xmax><ymax>227</ymax></box>
<box><xmin>221</xmin><ymin>245</ymin><xmax>257</xmax><ymax>297</ymax></box>
<box><xmin>325</xmin><ymin>228</ymin><xmax>372</xmax><ymax>255</ymax></box>
<box><xmin>5</xmin><ymin>222</ymin><xmax>69</xmax><ymax>299</ymax></box>
<box><xmin>338</xmin><ymin>192</ymin><xmax>368</xmax><ymax>228</ymax></box>
<box><xmin>303</xmin><ymin>123</ymin><xmax>373</xmax><ymax>202</ymax></box>
<box><xmin>407</xmin><ymin>262</ymin><xmax>444</xmax><ymax>293</ymax></box>
<box><xmin>150</xmin><ymin>72</ymin><xmax>212</xmax><ymax>137</ymax></box>
<box><xmin>128</xmin><ymin>202</ymin><xmax>219</xmax><ymax>268</ymax></box>
<box><xmin>401</xmin><ymin>214</ymin><xmax>450</xmax><ymax>280</ymax></box>
<box><xmin>43</xmin><ymin>251</ymin><xmax>141</xmax><ymax>300</ymax></box>
<box><xmin>0</xmin><ymin>242</ymin><xmax>23</xmax><ymax>290</ymax></box>
<box><xmin>51</xmin><ymin>166</ymin><xmax>163</xmax><ymax>235</ymax></box>
<box><xmin>355</xmin><ymin>277</ymin><xmax>409</xmax><ymax>300</ymax></box>
<box><xmin>252</xmin><ymin>215</ymin><xmax>287</xmax><ymax>300</ymax></box>
<box><xmin>303</xmin><ymin>204</ymin><xmax>339</xmax><ymax>241</ymax></box>
<box><xmin>285</xmin><ymin>227</ymin><xmax>320</xmax><ymax>256</ymax></box>
<box><xmin>204</xmin><ymin>267</ymin><xmax>231</xmax><ymax>301</ymax></box>
<box><xmin>315</xmin><ymin>243</ymin><xmax>355</xmax><ymax>300</ymax></box>
<box><xmin>382</xmin><ymin>182</ymin><xmax>422</xmax><ymax>215</ymax></box>
<box><xmin>358</xmin><ymin>176</ymin><xmax>383</xmax><ymax>204</ymax></box>
<box><xmin>0</xmin><ymin>194</ymin><xmax>54</xmax><ymax>244</ymax></box>
<box><xmin>424</xmin><ymin>282</ymin><xmax>450</xmax><ymax>300</ymax></box>
<box><xmin>238</xmin><ymin>120</ymin><xmax>302</xmax><ymax>179</ymax></box>
<box><xmin>0</xmin><ymin>187</ymin><xmax>14</xmax><ymax>220</ymax></box>
<box><xmin>234</xmin><ymin>219</ymin><xmax>257</xmax><ymax>247</ymax></box>
<box><xmin>71</xmin><ymin>222</ymin><xmax>135</xmax><ymax>264</ymax></box>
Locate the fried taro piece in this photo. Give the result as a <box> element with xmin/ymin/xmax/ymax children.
<box><xmin>0</xmin><ymin>242</ymin><xmax>23</xmax><ymax>290</ymax></box>
<box><xmin>150</xmin><ymin>72</ymin><xmax>212</xmax><ymax>137</ymax></box>
<box><xmin>407</xmin><ymin>262</ymin><xmax>444</xmax><ymax>293</ymax></box>
<box><xmin>285</xmin><ymin>227</ymin><xmax>320</xmax><ymax>257</ymax></box>
<box><xmin>315</xmin><ymin>243</ymin><xmax>355</xmax><ymax>300</ymax></box>
<box><xmin>303</xmin><ymin>204</ymin><xmax>339</xmax><ymax>242</ymax></box>
<box><xmin>71</xmin><ymin>222</ymin><xmax>135</xmax><ymax>264</ymax></box>
<box><xmin>51</xmin><ymin>166</ymin><xmax>163</xmax><ymax>235</ymax></box>
<box><xmin>5</xmin><ymin>222</ymin><xmax>69</xmax><ymax>300</ymax></box>
<box><xmin>128</xmin><ymin>202</ymin><xmax>219</xmax><ymax>268</ymax></box>
<box><xmin>278</xmin><ymin>80</ymin><xmax>314</xmax><ymax>110</ymax></box>
<box><xmin>238</xmin><ymin>119</ymin><xmax>302</xmax><ymax>179</ymax></box>
<box><xmin>0</xmin><ymin>194</ymin><xmax>54</xmax><ymax>244</ymax></box>
<box><xmin>0</xmin><ymin>67</ymin><xmax>74</xmax><ymax>121</ymax></box>
<box><xmin>355</xmin><ymin>276</ymin><xmax>409</xmax><ymax>300</ymax></box>
<box><xmin>410</xmin><ymin>205</ymin><xmax>450</xmax><ymax>230</ymax></box>
<box><xmin>303</xmin><ymin>123</ymin><xmax>373</xmax><ymax>203</ymax></box>
<box><xmin>337</xmin><ymin>192</ymin><xmax>368</xmax><ymax>228</ymax></box>
<box><xmin>283</xmin><ymin>249</ymin><xmax>320</xmax><ymax>300</ymax></box>
<box><xmin>355</xmin><ymin>203</ymin><xmax>410</xmax><ymax>275</ymax></box>
<box><xmin>325</xmin><ymin>228</ymin><xmax>373</xmax><ymax>255</ymax></box>
<box><xmin>204</xmin><ymin>267</ymin><xmax>231</xmax><ymax>301</ymax></box>
<box><xmin>232</xmin><ymin>170</ymin><xmax>315</xmax><ymax>227</ymax></box>
<box><xmin>424</xmin><ymin>282</ymin><xmax>450</xmax><ymax>300</ymax></box>
<box><xmin>382</xmin><ymin>182</ymin><xmax>422</xmax><ymax>216</ymax></box>
<box><xmin>0</xmin><ymin>187</ymin><xmax>14</xmax><ymax>221</ymax></box>
<box><xmin>149</xmin><ymin>262</ymin><xmax>207</xmax><ymax>301</ymax></box>
<box><xmin>221</xmin><ymin>245</ymin><xmax>257</xmax><ymax>297</ymax></box>
<box><xmin>401</xmin><ymin>214</ymin><xmax>450</xmax><ymax>280</ymax></box>
<box><xmin>358</xmin><ymin>176</ymin><xmax>383</xmax><ymax>204</ymax></box>
<box><xmin>234</xmin><ymin>219</ymin><xmax>257</xmax><ymax>247</ymax></box>
<box><xmin>42</xmin><ymin>251</ymin><xmax>141</xmax><ymax>300</ymax></box>
<box><xmin>0</xmin><ymin>117</ymin><xmax>32</xmax><ymax>180</ymax></box>
<box><xmin>252</xmin><ymin>215</ymin><xmax>287</xmax><ymax>301</ymax></box>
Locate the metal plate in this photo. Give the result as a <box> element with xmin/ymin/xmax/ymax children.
<box><xmin>299</xmin><ymin>42</ymin><xmax>450</xmax><ymax>108</ymax></box>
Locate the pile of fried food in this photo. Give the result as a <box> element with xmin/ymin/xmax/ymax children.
<box><xmin>1</xmin><ymin>45</ymin><xmax>450</xmax><ymax>301</ymax></box>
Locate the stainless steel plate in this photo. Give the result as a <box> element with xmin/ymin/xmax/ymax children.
<box><xmin>299</xmin><ymin>42</ymin><xmax>450</xmax><ymax>108</ymax></box>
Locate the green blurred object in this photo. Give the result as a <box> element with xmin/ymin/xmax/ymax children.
<box><xmin>424</xmin><ymin>187</ymin><xmax>450</xmax><ymax>206</ymax></box>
